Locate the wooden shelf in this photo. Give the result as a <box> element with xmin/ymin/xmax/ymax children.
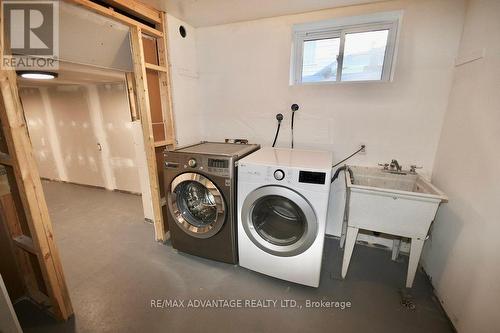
<box><xmin>145</xmin><ymin>63</ymin><xmax>168</xmax><ymax>72</ymax></box>
<box><xmin>12</xmin><ymin>235</ymin><xmax>36</xmax><ymax>254</ymax></box>
<box><xmin>154</xmin><ymin>140</ymin><xmax>174</xmax><ymax>147</ymax></box>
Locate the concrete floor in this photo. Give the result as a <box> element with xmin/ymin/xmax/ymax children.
<box><xmin>15</xmin><ymin>181</ymin><xmax>453</xmax><ymax>332</ymax></box>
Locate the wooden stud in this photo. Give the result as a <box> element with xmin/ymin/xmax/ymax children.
<box><xmin>156</xmin><ymin>12</ymin><xmax>177</xmax><ymax>147</ymax></box>
<box><xmin>125</xmin><ymin>73</ymin><xmax>139</xmax><ymax>121</ymax></box>
<box><xmin>144</xmin><ymin>63</ymin><xmax>168</xmax><ymax>72</ymax></box>
<box><xmin>12</xmin><ymin>235</ymin><xmax>36</xmax><ymax>254</ymax></box>
<box><xmin>130</xmin><ymin>26</ymin><xmax>166</xmax><ymax>242</ymax></box>
<box><xmin>0</xmin><ymin>70</ymin><xmax>73</xmax><ymax>320</ymax></box>
<box><xmin>0</xmin><ymin>152</ymin><xmax>12</xmax><ymax>166</ymax></box>
<box><xmin>154</xmin><ymin>140</ymin><xmax>174</xmax><ymax>148</ymax></box>
<box><xmin>0</xmin><ymin>193</ymin><xmax>42</xmax><ymax>303</ymax></box>
<box><xmin>101</xmin><ymin>0</ymin><xmax>161</xmax><ymax>24</ymax></box>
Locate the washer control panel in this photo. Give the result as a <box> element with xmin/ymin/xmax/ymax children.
<box><xmin>164</xmin><ymin>152</ymin><xmax>233</xmax><ymax>177</ymax></box>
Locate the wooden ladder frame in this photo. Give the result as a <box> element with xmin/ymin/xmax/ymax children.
<box><xmin>0</xmin><ymin>69</ymin><xmax>73</xmax><ymax>320</ymax></box>
<box><xmin>0</xmin><ymin>0</ymin><xmax>176</xmax><ymax>321</ymax></box>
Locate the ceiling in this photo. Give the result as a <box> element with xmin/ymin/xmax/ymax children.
<box><xmin>142</xmin><ymin>0</ymin><xmax>390</xmax><ymax>27</ymax></box>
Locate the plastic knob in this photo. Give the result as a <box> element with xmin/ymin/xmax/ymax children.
<box><xmin>274</xmin><ymin>169</ymin><xmax>285</xmax><ymax>181</ymax></box>
<box><xmin>187</xmin><ymin>158</ymin><xmax>197</xmax><ymax>168</ymax></box>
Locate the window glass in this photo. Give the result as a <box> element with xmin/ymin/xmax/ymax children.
<box><xmin>302</xmin><ymin>38</ymin><xmax>340</xmax><ymax>83</ymax></box>
<box><xmin>341</xmin><ymin>29</ymin><xmax>389</xmax><ymax>81</ymax></box>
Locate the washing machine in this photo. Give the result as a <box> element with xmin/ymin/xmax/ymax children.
<box><xmin>164</xmin><ymin>142</ymin><xmax>260</xmax><ymax>264</ymax></box>
<box><xmin>237</xmin><ymin>147</ymin><xmax>333</xmax><ymax>287</ymax></box>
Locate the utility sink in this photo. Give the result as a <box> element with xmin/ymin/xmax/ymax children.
<box><xmin>340</xmin><ymin>165</ymin><xmax>448</xmax><ymax>288</ymax></box>
<box><xmin>348</xmin><ymin>166</ymin><xmax>448</xmax><ymax>201</ymax></box>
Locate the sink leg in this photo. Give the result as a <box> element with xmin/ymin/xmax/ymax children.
<box><xmin>340</xmin><ymin>213</ymin><xmax>348</xmax><ymax>249</ymax></box>
<box><xmin>341</xmin><ymin>226</ymin><xmax>359</xmax><ymax>279</ymax></box>
<box><xmin>392</xmin><ymin>238</ymin><xmax>401</xmax><ymax>261</ymax></box>
<box><xmin>406</xmin><ymin>237</ymin><xmax>425</xmax><ymax>288</ymax></box>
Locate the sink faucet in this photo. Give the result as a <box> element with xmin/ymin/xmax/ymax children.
<box><xmin>390</xmin><ymin>159</ymin><xmax>402</xmax><ymax>172</ymax></box>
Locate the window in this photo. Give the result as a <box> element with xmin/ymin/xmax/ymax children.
<box><xmin>292</xmin><ymin>12</ymin><xmax>401</xmax><ymax>84</ymax></box>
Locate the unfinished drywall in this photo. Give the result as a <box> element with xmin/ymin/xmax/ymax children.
<box><xmin>421</xmin><ymin>0</ymin><xmax>500</xmax><ymax>331</ymax></box>
<box><xmin>20</xmin><ymin>83</ymin><xmax>141</xmax><ymax>193</ymax></box>
<box><xmin>166</xmin><ymin>15</ymin><xmax>203</xmax><ymax>146</ymax></box>
<box><xmin>59</xmin><ymin>2</ymin><xmax>133</xmax><ymax>71</ymax></box>
<box><xmin>194</xmin><ymin>0</ymin><xmax>466</xmax><ymax>237</ymax></box>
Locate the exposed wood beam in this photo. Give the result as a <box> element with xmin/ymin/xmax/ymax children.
<box><xmin>101</xmin><ymin>0</ymin><xmax>161</xmax><ymax>24</ymax></box>
<box><xmin>12</xmin><ymin>235</ymin><xmax>36</xmax><ymax>254</ymax></box>
<box><xmin>130</xmin><ymin>26</ymin><xmax>166</xmax><ymax>242</ymax></box>
<box><xmin>157</xmin><ymin>13</ymin><xmax>177</xmax><ymax>146</ymax></box>
<box><xmin>0</xmin><ymin>152</ymin><xmax>13</xmax><ymax>166</ymax></box>
<box><xmin>145</xmin><ymin>63</ymin><xmax>168</xmax><ymax>72</ymax></box>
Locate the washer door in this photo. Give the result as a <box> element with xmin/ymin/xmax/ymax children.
<box><xmin>169</xmin><ymin>173</ymin><xmax>226</xmax><ymax>239</ymax></box>
<box><xmin>241</xmin><ymin>185</ymin><xmax>318</xmax><ymax>257</ymax></box>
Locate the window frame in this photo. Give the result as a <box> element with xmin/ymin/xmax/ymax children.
<box><xmin>291</xmin><ymin>12</ymin><xmax>402</xmax><ymax>85</ymax></box>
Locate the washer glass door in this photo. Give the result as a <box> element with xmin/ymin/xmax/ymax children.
<box><xmin>242</xmin><ymin>186</ymin><xmax>318</xmax><ymax>256</ymax></box>
<box><xmin>169</xmin><ymin>173</ymin><xmax>226</xmax><ymax>238</ymax></box>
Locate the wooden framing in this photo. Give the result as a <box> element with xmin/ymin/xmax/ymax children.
<box><xmin>0</xmin><ymin>69</ymin><xmax>73</xmax><ymax>320</ymax></box>
<box><xmin>0</xmin><ymin>0</ymin><xmax>176</xmax><ymax>321</ymax></box>
<box><xmin>129</xmin><ymin>26</ymin><xmax>166</xmax><ymax>240</ymax></box>
<box><xmin>67</xmin><ymin>0</ymin><xmax>177</xmax><ymax>241</ymax></box>
<box><xmin>100</xmin><ymin>0</ymin><xmax>161</xmax><ymax>24</ymax></box>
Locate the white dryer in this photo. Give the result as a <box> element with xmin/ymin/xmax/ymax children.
<box><xmin>237</xmin><ymin>147</ymin><xmax>333</xmax><ymax>287</ymax></box>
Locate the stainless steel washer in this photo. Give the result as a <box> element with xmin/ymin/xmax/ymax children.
<box><xmin>164</xmin><ymin>141</ymin><xmax>260</xmax><ymax>264</ymax></box>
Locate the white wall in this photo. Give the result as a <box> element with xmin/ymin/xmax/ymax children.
<box><xmin>166</xmin><ymin>15</ymin><xmax>203</xmax><ymax>147</ymax></box>
<box><xmin>20</xmin><ymin>83</ymin><xmax>141</xmax><ymax>193</ymax></box>
<box><xmin>422</xmin><ymin>0</ymin><xmax>500</xmax><ymax>331</ymax></box>
<box><xmin>194</xmin><ymin>0</ymin><xmax>465</xmax><ymax>237</ymax></box>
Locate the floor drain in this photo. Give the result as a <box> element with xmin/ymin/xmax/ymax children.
<box><xmin>399</xmin><ymin>289</ymin><xmax>416</xmax><ymax>310</ymax></box>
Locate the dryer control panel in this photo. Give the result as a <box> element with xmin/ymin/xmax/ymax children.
<box><xmin>298</xmin><ymin>171</ymin><xmax>326</xmax><ymax>185</ymax></box>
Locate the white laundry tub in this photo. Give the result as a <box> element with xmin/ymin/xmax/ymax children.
<box><xmin>340</xmin><ymin>166</ymin><xmax>447</xmax><ymax>288</ymax></box>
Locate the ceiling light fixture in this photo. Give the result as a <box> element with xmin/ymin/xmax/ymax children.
<box><xmin>17</xmin><ymin>71</ymin><xmax>58</xmax><ymax>80</ymax></box>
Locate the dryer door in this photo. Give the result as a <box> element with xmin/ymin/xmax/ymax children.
<box><xmin>241</xmin><ymin>185</ymin><xmax>318</xmax><ymax>257</ymax></box>
<box><xmin>169</xmin><ymin>173</ymin><xmax>226</xmax><ymax>239</ymax></box>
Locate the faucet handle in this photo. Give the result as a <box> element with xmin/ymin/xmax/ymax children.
<box><xmin>409</xmin><ymin>165</ymin><xmax>422</xmax><ymax>173</ymax></box>
<box><xmin>378</xmin><ymin>163</ymin><xmax>389</xmax><ymax>170</ymax></box>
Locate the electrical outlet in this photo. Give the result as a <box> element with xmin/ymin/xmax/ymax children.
<box><xmin>359</xmin><ymin>143</ymin><xmax>367</xmax><ymax>155</ymax></box>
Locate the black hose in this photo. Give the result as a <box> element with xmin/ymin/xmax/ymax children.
<box><xmin>332</xmin><ymin>145</ymin><xmax>365</xmax><ymax>168</ymax></box>
<box><xmin>290</xmin><ymin>104</ymin><xmax>299</xmax><ymax>149</ymax></box>
<box><xmin>272</xmin><ymin>113</ymin><xmax>283</xmax><ymax>148</ymax></box>
<box><xmin>331</xmin><ymin>165</ymin><xmax>354</xmax><ymax>183</ymax></box>
<box><xmin>272</xmin><ymin>122</ymin><xmax>281</xmax><ymax>147</ymax></box>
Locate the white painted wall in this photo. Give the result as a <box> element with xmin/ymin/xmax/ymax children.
<box><xmin>20</xmin><ymin>83</ymin><xmax>141</xmax><ymax>193</ymax></box>
<box><xmin>194</xmin><ymin>0</ymin><xmax>465</xmax><ymax>237</ymax></box>
<box><xmin>422</xmin><ymin>0</ymin><xmax>500</xmax><ymax>331</ymax></box>
<box><xmin>166</xmin><ymin>15</ymin><xmax>203</xmax><ymax>147</ymax></box>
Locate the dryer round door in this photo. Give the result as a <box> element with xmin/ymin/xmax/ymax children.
<box><xmin>241</xmin><ymin>185</ymin><xmax>318</xmax><ymax>257</ymax></box>
<box><xmin>169</xmin><ymin>173</ymin><xmax>226</xmax><ymax>239</ymax></box>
